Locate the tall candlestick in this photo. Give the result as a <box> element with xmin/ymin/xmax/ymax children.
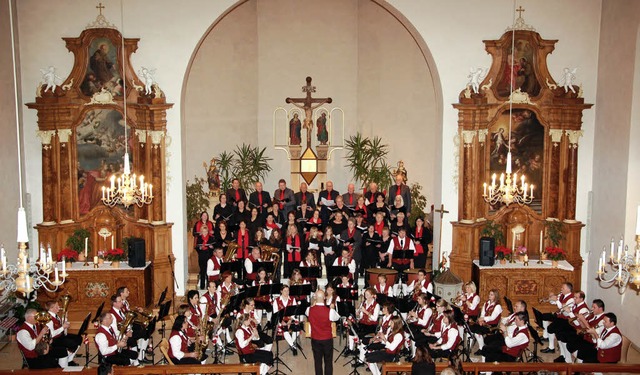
<box><xmin>111</xmin><ymin>236</ymin><xmax>114</xmax><ymax>249</ymax></box>
<box><xmin>598</xmin><ymin>257</ymin><xmax>602</xmax><ymax>272</ymax></box>
<box><xmin>610</xmin><ymin>238</ymin><xmax>615</xmax><ymax>260</ymax></box>
<box><xmin>511</xmin><ymin>233</ymin><xmax>515</xmax><ymax>252</ymax></box>
<box><xmin>47</xmin><ymin>246</ymin><xmax>52</xmax><ymax>265</ymax></box>
<box><xmin>85</xmin><ymin>237</ymin><xmax>88</xmax><ymax>256</ymax></box>
<box><xmin>62</xmin><ymin>258</ymin><xmax>66</xmax><ymax>275</ymax></box>
<box><xmin>539</xmin><ymin>230</ymin><xmax>543</xmax><ymax>254</ymax></box>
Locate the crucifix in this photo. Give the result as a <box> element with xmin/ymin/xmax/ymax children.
<box><xmin>96</xmin><ymin>2</ymin><xmax>105</xmax><ymax>16</ymax></box>
<box><xmin>515</xmin><ymin>5</ymin><xmax>525</xmax><ymax>18</ymax></box>
<box><xmin>434</xmin><ymin>203</ymin><xmax>450</xmax><ymax>267</ymax></box>
<box><xmin>286</xmin><ymin>76</ymin><xmax>332</xmax><ymax>148</ymax></box>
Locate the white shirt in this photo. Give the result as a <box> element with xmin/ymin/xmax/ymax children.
<box><xmin>436</xmin><ymin>324</ymin><xmax>459</xmax><ymax>351</ymax></box>
<box><xmin>16</xmin><ymin>323</ymin><xmax>38</xmax><ymax>351</ymax></box>
<box><xmin>375</xmin><ymin>283</ymin><xmax>394</xmax><ymax>297</ymax></box>
<box><xmin>358</xmin><ymin>299</ymin><xmax>380</xmax><ymax>322</ymax></box>
<box><xmin>332</xmin><ymin>257</ymin><xmax>356</xmax><ymax>275</ymax></box>
<box><xmin>95</xmin><ymin>325</ymin><xmax>118</xmax><ymax>356</ymax></box>
<box><xmin>384</xmin><ymin>332</ymin><xmax>403</xmax><ymax>352</ymax></box>
<box><xmin>416</xmin><ymin>306</ymin><xmax>433</xmax><ymax>327</ymax></box>
<box><xmin>504</xmin><ymin>325</ymin><xmax>530</xmax><ymax>349</ymax></box>
<box><xmin>406</xmin><ymin>279</ymin><xmax>433</xmax><ymax>295</ymax></box>
<box><xmin>480</xmin><ymin>302</ymin><xmax>503</xmax><ymax>323</ymax></box>
<box><xmin>245</xmin><ymin>257</ymin><xmax>261</xmax><ymax>275</ymax></box>
<box><xmin>595</xmin><ymin>326</ymin><xmax>623</xmax><ymax>349</ymax></box>
<box><xmin>169</xmin><ymin>331</ymin><xmax>189</xmax><ymax>360</ymax></box>
<box><xmin>235</xmin><ymin>326</ymin><xmax>253</xmax><ymax>350</ymax></box>
<box><xmin>206</xmin><ymin>257</ymin><xmax>224</xmax><ymax>278</ymax></box>
<box><xmin>46</xmin><ymin>312</ymin><xmax>65</xmax><ymax>338</ymax></box>
<box><xmin>386</xmin><ymin>236</ymin><xmax>416</xmax><ymax>255</ymax></box>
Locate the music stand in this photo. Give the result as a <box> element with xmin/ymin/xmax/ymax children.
<box><xmin>156</xmin><ymin>287</ymin><xmax>167</xmax><ymax>307</ymax></box>
<box><xmin>221</xmin><ymin>260</ymin><xmax>242</xmax><ymax>278</ymax></box>
<box><xmin>270</xmin><ymin>309</ymin><xmax>292</xmax><ymax>374</ymax></box>
<box><xmin>77</xmin><ymin>312</ymin><xmax>91</xmax><ymax>336</ymax></box>
<box><xmin>396</xmin><ymin>295</ymin><xmax>416</xmax><ymax>314</ymax></box>
<box><xmin>335</xmin><ymin>287</ymin><xmax>358</xmax><ymax>302</ymax></box>
<box><xmin>327</xmin><ymin>265</ymin><xmax>350</xmax><ymax>280</ymax></box>
<box><xmin>91</xmin><ymin>301</ymin><xmax>105</xmax><ymax>323</ymax></box>
<box><xmin>392</xmin><ymin>249</ymin><xmax>414</xmax><ymax>264</ymax></box>
<box><xmin>334</xmin><ymin>302</ymin><xmax>356</xmax><ymax>361</ymax></box>
<box><xmin>451</xmin><ymin>305</ymin><xmax>473</xmax><ymax>362</ymax></box>
<box><xmin>289</xmin><ymin>284</ymin><xmax>313</xmax><ymax>300</ymax></box>
<box><xmin>503</xmin><ymin>296</ymin><xmax>514</xmax><ymax>314</ymax></box>
<box><xmin>527</xmin><ymin>324</ymin><xmax>544</xmax><ymax>363</ymax></box>
<box><xmin>298</xmin><ymin>266</ymin><xmax>321</xmax><ymax>279</ymax></box>
<box><xmin>282</xmin><ymin>301</ymin><xmax>310</xmax><ymax>359</ymax></box>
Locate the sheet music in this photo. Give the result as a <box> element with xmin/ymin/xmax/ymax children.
<box><xmin>321</xmin><ymin>197</ymin><xmax>335</xmax><ymax>207</ymax></box>
<box><xmin>276</xmin><ymin>223</ymin><xmax>283</xmax><ymax>229</ymax></box>
<box><xmin>323</xmin><ymin>246</ymin><xmax>334</xmax><ymax>255</ymax></box>
<box><xmin>308</xmin><ymin>243</ymin><xmax>319</xmax><ymax>250</ymax></box>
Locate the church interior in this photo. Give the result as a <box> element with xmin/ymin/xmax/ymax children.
<box><xmin>1</xmin><ymin>0</ymin><xmax>640</xmax><ymax>373</ymax></box>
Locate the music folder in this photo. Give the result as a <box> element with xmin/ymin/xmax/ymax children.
<box><xmin>305</xmin><ymin>221</ymin><xmax>323</xmax><ymax>231</ymax></box>
<box><xmin>327</xmin><ymin>265</ymin><xmax>349</xmax><ymax>279</ymax></box>
<box><xmin>289</xmin><ymin>283</ymin><xmax>312</xmax><ymax>298</ymax></box>
<box><xmin>335</xmin><ymin>286</ymin><xmax>358</xmax><ymax>301</ymax></box>
<box><xmin>392</xmin><ymin>249</ymin><xmax>414</xmax><ymax>260</ymax></box>
<box><xmin>253</xmin><ymin>261</ymin><xmax>275</xmax><ymax>274</ymax></box>
<box><xmin>282</xmin><ymin>300</ymin><xmax>310</xmax><ymax>317</ymax></box>
<box><xmin>375</xmin><ymin>294</ymin><xmax>397</xmax><ymax>305</ymax></box>
<box><xmin>298</xmin><ymin>266</ymin><xmax>321</xmax><ymax>279</ymax></box>
<box><xmin>221</xmin><ymin>260</ymin><xmax>242</xmax><ymax>274</ymax></box>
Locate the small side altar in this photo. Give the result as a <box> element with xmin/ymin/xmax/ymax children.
<box><xmin>37</xmin><ymin>262</ymin><xmax>152</xmax><ymax>312</ymax></box>
<box><xmin>472</xmin><ymin>260</ymin><xmax>578</xmax><ymax>313</ymax></box>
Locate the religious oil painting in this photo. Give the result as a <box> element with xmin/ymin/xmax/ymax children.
<box><xmin>489</xmin><ymin>109</ymin><xmax>544</xmax><ymax>203</ymax></box>
<box><xmin>80</xmin><ymin>37</ymin><xmax>122</xmax><ymax>97</ymax></box>
<box><xmin>76</xmin><ymin>109</ymin><xmax>131</xmax><ymax>215</ymax></box>
<box><xmin>496</xmin><ymin>38</ymin><xmax>541</xmax><ymax>98</ymax></box>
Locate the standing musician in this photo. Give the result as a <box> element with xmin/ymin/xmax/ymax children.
<box><xmin>380</xmin><ymin>227</ymin><xmax>393</xmax><ymax>268</ymax></box>
<box><xmin>552</xmin><ymin>290</ymin><xmax>591</xmax><ymax>362</ymax></box>
<box><xmin>233</xmin><ymin>200</ymin><xmax>251</xmax><ymax>231</ymax></box>
<box><xmin>365</xmin><ymin>316</ymin><xmax>404</xmax><ymax>375</ymax></box>
<box><xmin>332</xmin><ymin>196</ymin><xmax>351</xmax><ymax>220</ymax></box>
<box><xmin>94</xmin><ymin>312</ymin><xmax>138</xmax><ymax>366</ymax></box>
<box><xmin>390</xmin><ymin>210</ymin><xmax>410</xmax><ymax>235</ymax></box>
<box><xmin>387</xmin><ymin>228</ymin><xmax>415</xmax><ymax>273</ymax></box>
<box><xmin>226</xmin><ymin>178</ymin><xmax>247</xmax><ymax>207</ymax></box>
<box><xmin>274</xmin><ymin>179</ymin><xmax>296</xmax><ymax>217</ymax></box>
<box><xmin>235</xmin><ymin>220</ymin><xmax>252</xmax><ymax>260</ymax></box>
<box><xmin>457</xmin><ymin>281</ymin><xmax>480</xmax><ymax>321</ymax></box>
<box><xmin>206</xmin><ymin>247</ymin><xmax>224</xmax><ymax>282</ymax></box>
<box><xmin>540</xmin><ymin>282</ymin><xmax>575</xmax><ymax>354</ymax></box>
<box><xmin>333</xmin><ymin>248</ymin><xmax>357</xmax><ymax>281</ymax></box>
<box><xmin>306</xmin><ymin>289</ymin><xmax>341</xmax><ymax>375</ymax></box>
<box><xmin>237</xmin><ymin>298</ymin><xmax>273</xmax><ymax>351</ymax></box>
<box><xmin>387</xmin><ymin>174</ymin><xmax>411</xmax><ymax>215</ymax></box>
<box><xmin>410</xmin><ymin>216</ymin><xmax>432</xmax><ymax>269</ymax></box>
<box><xmin>342</xmin><ymin>183</ymin><xmax>359</xmax><ymax>208</ymax></box>
<box><xmin>268</xmin><ymin>201</ymin><xmax>286</xmax><ymax>228</ymax></box>
<box><xmin>363</xmin><ymin>182</ymin><xmax>379</xmax><ymax>206</ymax></box>
<box><xmin>168</xmin><ymin>315</ymin><xmax>206</xmax><ymax>364</ymax></box>
<box><xmin>244</xmin><ymin>246</ymin><xmax>263</xmax><ymax>281</ymax></box>
<box><xmin>479</xmin><ymin>312</ymin><xmax>530</xmax><ymax>363</ymax></box>
<box><xmin>235</xmin><ymin>313</ymin><xmax>274</xmax><ymax>375</ymax></box>
<box><xmin>308</xmin><ymin>209</ymin><xmax>323</xmax><ymax>231</ymax></box>
<box><xmin>195</xmin><ymin>225</ymin><xmax>215</xmax><ymax>290</ymax></box>
<box><xmin>305</xmin><ymin>226</ymin><xmax>323</xmax><ymax>267</ymax></box>
<box><xmin>371</xmin><ymin>211</ymin><xmax>387</xmax><ymax>236</ymax></box>
<box><xmin>427</xmin><ymin>310</ymin><xmax>460</xmax><ymax>360</ymax></box>
<box><xmin>297</xmin><ymin>202</ymin><xmax>315</xmax><ymax>235</ymax></box>
<box><xmin>249</xmin><ymin>181</ymin><xmax>271</xmax><ymax>218</ymax></box>
<box><xmin>285</xmin><ymin>224</ymin><xmax>303</xmax><ymax>278</ymax></box>
<box><xmin>470</xmin><ymin>289</ymin><xmax>503</xmax><ymax>353</ymax></box>
<box><xmin>17</xmin><ymin>308</ymin><xmax>66</xmax><ymax>369</ymax></box>
<box><xmin>347</xmin><ymin>288</ymin><xmax>379</xmax><ymax>355</ymax></box>
<box><xmin>273</xmin><ymin>284</ymin><xmax>302</xmax><ymax>356</ymax></box>
<box><xmin>46</xmin><ymin>300</ymin><xmax>82</xmax><ymax>367</ymax></box>
<box><xmin>248</xmin><ymin>208</ymin><xmax>264</xmax><ymax>238</ymax></box>
<box><xmin>563</xmin><ymin>299</ymin><xmax>606</xmax><ymax>363</ymax></box>
<box><xmin>374</xmin><ymin>274</ymin><xmax>394</xmax><ymax>297</ymax></box>
<box><xmin>405</xmin><ymin>269</ymin><xmax>433</xmax><ymax>299</ymax></box>
<box><xmin>330</xmin><ymin>211</ymin><xmax>347</xmax><ymax>236</ymax></box>
<box><xmin>368</xmin><ymin>193</ymin><xmax>390</xmax><ymax>226</ymax></box>
<box><xmin>407</xmin><ymin>293</ymin><xmax>433</xmax><ymax>356</ymax></box>
<box><xmin>577</xmin><ymin>312</ymin><xmax>623</xmax><ymax>363</ymax></box>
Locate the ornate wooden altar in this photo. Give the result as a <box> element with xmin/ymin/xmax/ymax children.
<box><xmin>450</xmin><ymin>18</ymin><xmax>591</xmax><ymax>310</ymax></box>
<box><xmin>26</xmin><ymin>24</ymin><xmax>174</xmax><ymax>307</ymax></box>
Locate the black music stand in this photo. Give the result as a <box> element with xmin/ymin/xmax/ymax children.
<box><xmin>270</xmin><ymin>309</ymin><xmax>292</xmax><ymax>375</ymax></box>
<box><xmin>392</xmin><ymin>249</ymin><xmax>414</xmax><ymax>265</ymax></box>
<box><xmin>335</xmin><ymin>287</ymin><xmax>358</xmax><ymax>302</ymax></box>
<box><xmin>396</xmin><ymin>295</ymin><xmax>416</xmax><ymax>314</ymax></box>
<box><xmin>503</xmin><ymin>296</ymin><xmax>514</xmax><ymax>314</ymax></box>
<box><xmin>156</xmin><ymin>287</ymin><xmax>167</xmax><ymax>307</ymax></box>
<box><xmin>327</xmin><ymin>265</ymin><xmax>350</xmax><ymax>284</ymax></box>
<box><xmin>451</xmin><ymin>305</ymin><xmax>473</xmax><ymax>362</ymax></box>
<box><xmin>289</xmin><ymin>284</ymin><xmax>313</xmax><ymax>301</ymax></box>
<box><xmin>298</xmin><ymin>266</ymin><xmax>321</xmax><ymax>280</ymax></box>
<box><xmin>91</xmin><ymin>302</ymin><xmax>105</xmax><ymax>323</ymax></box>
<box><xmin>527</xmin><ymin>324</ymin><xmax>544</xmax><ymax>363</ymax></box>
<box><xmin>221</xmin><ymin>260</ymin><xmax>243</xmax><ymax>280</ymax></box>
<box><xmin>334</xmin><ymin>302</ymin><xmax>357</xmax><ymax>361</ymax></box>
<box><xmin>375</xmin><ymin>293</ymin><xmax>397</xmax><ymax>306</ymax></box>
<box><xmin>281</xmin><ymin>301</ymin><xmax>310</xmax><ymax>359</ymax></box>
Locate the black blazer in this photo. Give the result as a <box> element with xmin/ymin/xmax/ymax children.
<box><xmin>226</xmin><ymin>188</ymin><xmax>247</xmax><ymax>206</ymax></box>
<box><xmin>294</xmin><ymin>191</ymin><xmax>316</xmax><ymax>209</ymax></box>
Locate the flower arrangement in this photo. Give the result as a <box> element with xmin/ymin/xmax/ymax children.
<box><xmin>495</xmin><ymin>245</ymin><xmax>512</xmax><ymax>260</ymax></box>
<box><xmin>545</xmin><ymin>246</ymin><xmax>566</xmax><ymax>261</ymax></box>
<box><xmin>105</xmin><ymin>248</ymin><xmax>127</xmax><ymax>261</ymax></box>
<box><xmin>516</xmin><ymin>246</ymin><xmax>527</xmax><ymax>256</ymax></box>
<box><xmin>57</xmin><ymin>248</ymin><xmax>78</xmax><ymax>262</ymax></box>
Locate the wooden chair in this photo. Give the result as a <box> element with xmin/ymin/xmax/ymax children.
<box><xmin>619</xmin><ymin>335</ymin><xmax>632</xmax><ymax>363</ymax></box>
<box><xmin>159</xmin><ymin>338</ymin><xmax>174</xmax><ymax>365</ymax></box>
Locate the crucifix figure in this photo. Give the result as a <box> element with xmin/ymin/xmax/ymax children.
<box><xmin>96</xmin><ymin>2</ymin><xmax>105</xmax><ymax>16</ymax></box>
<box><xmin>515</xmin><ymin>6</ymin><xmax>525</xmax><ymax>18</ymax></box>
<box><xmin>434</xmin><ymin>204</ymin><xmax>450</xmax><ymax>267</ymax></box>
<box><xmin>286</xmin><ymin>76</ymin><xmax>332</xmax><ymax>148</ymax></box>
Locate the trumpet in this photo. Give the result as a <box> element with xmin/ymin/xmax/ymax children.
<box><xmin>539</xmin><ymin>297</ymin><xmax>551</xmax><ymax>303</ymax></box>
<box><xmin>556</xmin><ymin>302</ymin><xmax>575</xmax><ymax>315</ymax></box>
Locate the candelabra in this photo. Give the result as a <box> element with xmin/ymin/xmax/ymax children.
<box><xmin>101</xmin><ymin>154</ymin><xmax>153</xmax><ymax>208</ymax></box>
<box><xmin>0</xmin><ymin>243</ymin><xmax>66</xmax><ymax>297</ymax></box>
<box><xmin>596</xmin><ymin>235</ymin><xmax>640</xmax><ymax>294</ymax></box>
<box><xmin>483</xmin><ymin>157</ymin><xmax>534</xmax><ymax>206</ymax></box>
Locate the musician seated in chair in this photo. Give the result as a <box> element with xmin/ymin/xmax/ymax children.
<box><xmin>540</xmin><ymin>282</ymin><xmax>575</xmax><ymax>354</ymax></box>
<box><xmin>456</xmin><ymin>282</ymin><xmax>480</xmax><ymax>321</ymax></box>
<box><xmin>424</xmin><ymin>299</ymin><xmax>450</xmax><ymax>344</ymax></box>
<box><xmin>168</xmin><ymin>315</ymin><xmax>207</xmax><ymax>364</ymax></box>
<box><xmin>17</xmin><ymin>308</ymin><xmax>66</xmax><ymax>369</ymax></box>
<box><xmin>562</xmin><ymin>299</ymin><xmax>606</xmax><ymax>363</ymax></box>
<box><xmin>365</xmin><ymin>316</ymin><xmax>404</xmax><ymax>375</ymax></box>
<box><xmin>374</xmin><ymin>274</ymin><xmax>394</xmax><ymax>297</ymax></box>
<box><xmin>237</xmin><ymin>298</ymin><xmax>273</xmax><ymax>350</ymax></box>
<box><xmin>236</xmin><ymin>313</ymin><xmax>274</xmax><ymax>375</ymax></box>
<box><xmin>245</xmin><ymin>246</ymin><xmax>263</xmax><ymax>282</ymax></box>
<box><xmin>273</xmin><ymin>284</ymin><xmax>302</xmax><ymax>355</ymax></box>
<box><xmin>94</xmin><ymin>312</ymin><xmax>138</xmax><ymax>366</ymax></box>
<box><xmin>46</xmin><ymin>300</ymin><xmax>82</xmax><ymax>367</ymax></box>
<box><xmin>482</xmin><ymin>300</ymin><xmax>527</xmax><ymax>350</ymax></box>
<box><xmin>479</xmin><ymin>311</ymin><xmax>529</xmax><ymax>363</ymax></box>
<box><xmin>576</xmin><ymin>312</ymin><xmax>623</xmax><ymax>364</ymax></box>
<box><xmin>404</xmin><ymin>269</ymin><xmax>432</xmax><ymax>299</ymax></box>
<box><xmin>427</xmin><ymin>310</ymin><xmax>460</xmax><ymax>360</ymax></box>
<box><xmin>552</xmin><ymin>291</ymin><xmax>591</xmax><ymax>363</ymax></box>
<box><xmin>206</xmin><ymin>247</ymin><xmax>225</xmax><ymax>282</ymax></box>
<box><xmin>407</xmin><ymin>293</ymin><xmax>434</xmax><ymax>356</ymax></box>
<box><xmin>470</xmin><ymin>289</ymin><xmax>503</xmax><ymax>353</ymax></box>
<box><xmin>348</xmin><ymin>288</ymin><xmax>379</xmax><ymax>355</ymax></box>
<box><xmin>333</xmin><ymin>248</ymin><xmax>357</xmax><ymax>281</ymax></box>
<box><xmin>115</xmin><ymin>287</ymin><xmax>152</xmax><ymax>363</ymax></box>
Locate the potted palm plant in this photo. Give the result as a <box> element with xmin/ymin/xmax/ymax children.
<box><xmin>344</xmin><ymin>133</ymin><xmax>393</xmax><ymax>191</ymax></box>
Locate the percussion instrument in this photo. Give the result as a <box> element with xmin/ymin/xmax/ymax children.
<box><xmin>366</xmin><ymin>268</ymin><xmax>398</xmax><ymax>286</ymax></box>
<box><xmin>404</xmin><ymin>268</ymin><xmax>432</xmax><ymax>284</ymax></box>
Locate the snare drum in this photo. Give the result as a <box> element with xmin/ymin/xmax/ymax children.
<box><xmin>366</xmin><ymin>268</ymin><xmax>398</xmax><ymax>286</ymax></box>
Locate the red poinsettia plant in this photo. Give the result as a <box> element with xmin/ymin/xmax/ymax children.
<box><xmin>57</xmin><ymin>248</ymin><xmax>78</xmax><ymax>262</ymax></box>
<box><xmin>495</xmin><ymin>245</ymin><xmax>512</xmax><ymax>260</ymax></box>
<box><xmin>545</xmin><ymin>246</ymin><xmax>566</xmax><ymax>261</ymax></box>
<box><xmin>105</xmin><ymin>248</ymin><xmax>127</xmax><ymax>261</ymax></box>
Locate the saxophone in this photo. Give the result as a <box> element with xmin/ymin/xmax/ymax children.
<box><xmin>194</xmin><ymin>301</ymin><xmax>211</xmax><ymax>359</ymax></box>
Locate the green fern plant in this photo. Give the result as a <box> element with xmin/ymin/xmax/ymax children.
<box><xmin>410</xmin><ymin>182</ymin><xmax>427</xmax><ymax>219</ymax></box>
<box><xmin>232</xmin><ymin>144</ymin><xmax>273</xmax><ymax>194</ymax></box>
<box><xmin>186</xmin><ymin>177</ymin><xmax>210</xmax><ymax>224</ymax></box>
<box><xmin>544</xmin><ymin>220</ymin><xmax>565</xmax><ymax>247</ymax></box>
<box><xmin>65</xmin><ymin>228</ymin><xmax>92</xmax><ymax>254</ymax></box>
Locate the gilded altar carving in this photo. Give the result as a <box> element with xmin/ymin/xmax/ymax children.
<box><xmin>549</xmin><ymin>129</ymin><xmax>563</xmax><ymax>146</ymax></box>
<box><xmin>36</xmin><ymin>130</ymin><xmax>56</xmax><ymax>150</ymax></box>
<box><xmin>566</xmin><ymin>130</ymin><xmax>583</xmax><ymax>149</ymax></box>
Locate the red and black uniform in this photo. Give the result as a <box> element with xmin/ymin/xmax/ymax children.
<box><xmin>195</xmin><ymin>232</ymin><xmax>215</xmax><ymax>289</ymax></box>
<box><xmin>192</xmin><ymin>220</ymin><xmax>214</xmax><ymax>238</ymax></box>
<box><xmin>411</xmin><ymin>225</ymin><xmax>431</xmax><ymax>269</ymax></box>
<box><xmin>391</xmin><ymin>236</ymin><xmax>411</xmax><ymax>272</ymax></box>
<box><xmin>236</xmin><ymin>229</ymin><xmax>251</xmax><ymax>259</ymax></box>
<box><xmin>245</xmin><ymin>254</ymin><xmax>260</xmax><ymax>281</ymax></box>
<box><xmin>168</xmin><ymin>330</ymin><xmax>199</xmax><ymax>364</ymax></box>
<box><xmin>235</xmin><ymin>325</ymin><xmax>274</xmax><ymax>366</ymax></box>
<box><xmin>284</xmin><ymin>234</ymin><xmax>302</xmax><ymax>277</ymax></box>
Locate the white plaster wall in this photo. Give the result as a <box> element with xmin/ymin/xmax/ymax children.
<box><xmin>14</xmin><ymin>0</ymin><xmax>602</xmax><ymax>301</ymax></box>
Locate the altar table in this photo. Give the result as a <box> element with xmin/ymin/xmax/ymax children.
<box><xmin>37</xmin><ymin>261</ymin><xmax>153</xmax><ymax>312</ymax></box>
<box><xmin>472</xmin><ymin>259</ymin><xmax>578</xmax><ymax>313</ymax></box>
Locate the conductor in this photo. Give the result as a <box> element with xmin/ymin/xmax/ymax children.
<box><xmin>306</xmin><ymin>290</ymin><xmax>340</xmax><ymax>375</ymax></box>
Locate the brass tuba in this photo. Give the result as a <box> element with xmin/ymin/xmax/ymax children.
<box><xmin>260</xmin><ymin>245</ymin><xmax>280</xmax><ymax>275</ymax></box>
<box><xmin>132</xmin><ymin>309</ymin><xmax>154</xmax><ymax>328</ymax></box>
<box><xmin>59</xmin><ymin>294</ymin><xmax>72</xmax><ymax>326</ymax></box>
<box><xmin>117</xmin><ymin>312</ymin><xmax>136</xmax><ymax>351</ymax></box>
<box><xmin>34</xmin><ymin>311</ymin><xmax>52</xmax><ymax>343</ymax></box>
<box><xmin>224</xmin><ymin>242</ymin><xmax>239</xmax><ymax>262</ymax></box>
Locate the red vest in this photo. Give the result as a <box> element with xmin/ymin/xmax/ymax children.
<box><xmin>220</xmin><ymin>283</ymin><xmax>235</xmax><ymax>304</ymax></box>
<box><xmin>416</xmin><ymin>306</ymin><xmax>433</xmax><ymax>328</ymax></box>
<box><xmin>430</xmin><ymin>314</ymin><xmax>444</xmax><ymax>334</ymax></box>
<box><xmin>49</xmin><ymin>313</ymin><xmax>63</xmax><ymax>339</ymax></box>
<box><xmin>246</xmin><ymin>255</ymin><xmax>259</xmax><ymax>280</ymax></box>
<box><xmin>17</xmin><ymin>323</ymin><xmax>38</xmax><ymax>358</ymax></box>
<box><xmin>375</xmin><ymin>283</ymin><xmax>391</xmax><ymax>295</ymax></box>
<box><xmin>202</xmin><ymin>292</ymin><xmax>217</xmax><ymax>316</ymax></box>
<box><xmin>96</xmin><ymin>326</ymin><xmax>118</xmax><ymax>356</ymax></box>
<box><xmin>466</xmin><ymin>294</ymin><xmax>480</xmax><ymax>316</ymax></box>
<box><xmin>308</xmin><ymin>305</ymin><xmax>333</xmax><ymax>340</ymax></box>
<box><xmin>168</xmin><ymin>330</ymin><xmax>189</xmax><ymax>360</ymax></box>
<box><xmin>482</xmin><ymin>302</ymin><xmax>501</xmax><ymax>326</ymax></box>
<box><xmin>441</xmin><ymin>324</ymin><xmax>461</xmax><ymax>350</ymax></box>
<box><xmin>414</xmin><ymin>228</ymin><xmax>424</xmax><ymax>255</ymax></box>
<box><xmin>236</xmin><ymin>326</ymin><xmax>255</xmax><ymax>355</ymax></box>
<box><xmin>597</xmin><ymin>326</ymin><xmax>622</xmax><ymax>363</ymax></box>
<box><xmin>380</xmin><ymin>315</ymin><xmax>392</xmax><ymax>334</ymax></box>
<box><xmin>359</xmin><ymin>301</ymin><xmax>378</xmax><ymax>326</ymax></box>
<box><xmin>208</xmin><ymin>256</ymin><xmax>222</xmax><ymax>281</ymax></box>
<box><xmin>385</xmin><ymin>332</ymin><xmax>403</xmax><ymax>354</ymax></box>
<box><xmin>392</xmin><ymin>237</ymin><xmax>411</xmax><ymax>265</ymax></box>
<box><xmin>502</xmin><ymin>326</ymin><xmax>530</xmax><ymax>358</ymax></box>
<box><xmin>110</xmin><ymin>307</ymin><xmax>125</xmax><ymax>323</ymax></box>
<box><xmin>276</xmin><ymin>296</ymin><xmax>295</xmax><ymax>323</ymax></box>
<box><xmin>338</xmin><ymin>257</ymin><xmax>354</xmax><ymax>279</ymax></box>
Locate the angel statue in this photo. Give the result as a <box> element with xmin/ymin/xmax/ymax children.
<box><xmin>138</xmin><ymin>67</ymin><xmax>157</xmax><ymax>95</ymax></box>
<box><xmin>467</xmin><ymin>67</ymin><xmax>488</xmax><ymax>94</ymax></box>
<box><xmin>393</xmin><ymin>160</ymin><xmax>408</xmax><ymax>183</ymax></box>
<box><xmin>558</xmin><ymin>67</ymin><xmax>577</xmax><ymax>93</ymax></box>
<box><xmin>40</xmin><ymin>66</ymin><xmax>62</xmax><ymax>93</ymax></box>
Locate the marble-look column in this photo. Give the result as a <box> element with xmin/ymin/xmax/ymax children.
<box><xmin>36</xmin><ymin>130</ymin><xmax>57</xmax><ymax>225</ymax></box>
<box><xmin>565</xmin><ymin>130</ymin><xmax>583</xmax><ymax>221</ymax></box>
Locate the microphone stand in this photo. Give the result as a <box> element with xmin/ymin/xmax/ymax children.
<box><xmin>168</xmin><ymin>255</ymin><xmax>178</xmax><ymax>314</ymax></box>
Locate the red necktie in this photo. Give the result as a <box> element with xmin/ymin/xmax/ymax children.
<box><xmin>280</xmin><ymin>190</ymin><xmax>285</xmax><ymax>209</ymax></box>
<box><xmin>109</xmin><ymin>327</ymin><xmax>116</xmax><ymax>337</ymax></box>
<box><xmin>349</xmin><ymin>194</ymin><xmax>353</xmax><ymax>205</ymax></box>
<box><xmin>396</xmin><ymin>186</ymin><xmax>401</xmax><ymax>196</ymax></box>
<box><xmin>258</xmin><ymin>193</ymin><xmax>263</xmax><ymax>208</ymax></box>
<box><xmin>235</xmin><ymin>189</ymin><xmax>240</xmax><ymax>202</ymax></box>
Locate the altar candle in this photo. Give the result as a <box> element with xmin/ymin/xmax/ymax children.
<box><xmin>512</xmin><ymin>234</ymin><xmax>516</xmax><ymax>251</ymax></box>
<box><xmin>102</xmin><ymin>186</ymin><xmax>106</xmax><ymax>200</ymax></box>
<box><xmin>47</xmin><ymin>246</ymin><xmax>52</xmax><ymax>265</ymax></box>
<box><xmin>602</xmin><ymin>248</ymin><xmax>606</xmax><ymax>268</ymax></box>
<box><xmin>1</xmin><ymin>255</ymin><xmax>6</xmax><ymax>273</ymax></box>
<box><xmin>524</xmin><ymin>255</ymin><xmax>528</xmax><ymax>263</ymax></box>
<box><xmin>636</xmin><ymin>205</ymin><xmax>640</xmax><ymax>235</ymax></box>
<box><xmin>149</xmin><ymin>184</ymin><xmax>153</xmax><ymax>198</ymax></box>
<box><xmin>94</xmin><ymin>256</ymin><xmax>98</xmax><ymax>264</ymax></box>
<box><xmin>483</xmin><ymin>183</ymin><xmax>487</xmax><ymax>196</ymax></box>
<box><xmin>491</xmin><ymin>173</ymin><xmax>496</xmax><ymax>187</ymax></box>
<box><xmin>62</xmin><ymin>258</ymin><xmax>66</xmax><ymax>275</ymax></box>
<box><xmin>85</xmin><ymin>237</ymin><xmax>88</xmax><ymax>257</ymax></box>
<box><xmin>54</xmin><ymin>266</ymin><xmax>59</xmax><ymax>283</ymax></box>
<box><xmin>111</xmin><ymin>236</ymin><xmax>114</xmax><ymax>249</ymax></box>
<box><xmin>539</xmin><ymin>230</ymin><xmax>543</xmax><ymax>254</ymax></box>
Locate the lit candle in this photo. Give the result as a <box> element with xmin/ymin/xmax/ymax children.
<box><xmin>511</xmin><ymin>233</ymin><xmax>516</xmax><ymax>252</ymax></box>
<box><xmin>483</xmin><ymin>183</ymin><xmax>487</xmax><ymax>196</ymax></box>
<box><xmin>506</xmin><ymin>152</ymin><xmax>512</xmax><ymax>174</ymax></box>
<box><xmin>110</xmin><ymin>175</ymin><xmax>115</xmax><ymax>190</ymax></box>
<box><xmin>539</xmin><ymin>230</ymin><xmax>543</xmax><ymax>254</ymax></box>
<box><xmin>102</xmin><ymin>186</ymin><xmax>106</xmax><ymax>200</ymax></box>
<box><xmin>85</xmin><ymin>237</ymin><xmax>88</xmax><ymax>257</ymax></box>
<box><xmin>491</xmin><ymin>173</ymin><xmax>496</xmax><ymax>187</ymax></box>
<box><xmin>47</xmin><ymin>245</ymin><xmax>52</xmax><ymax>264</ymax></box>
<box><xmin>530</xmin><ymin>185</ymin><xmax>534</xmax><ymax>198</ymax></box>
<box><xmin>610</xmin><ymin>237</ymin><xmax>615</xmax><ymax>260</ymax></box>
<box><xmin>1</xmin><ymin>254</ymin><xmax>6</xmax><ymax>273</ymax></box>
<box><xmin>636</xmin><ymin>205</ymin><xmax>640</xmax><ymax>235</ymax></box>
<box><xmin>601</xmin><ymin>248</ymin><xmax>606</xmax><ymax>268</ymax></box>
<box><xmin>111</xmin><ymin>236</ymin><xmax>114</xmax><ymax>249</ymax></box>
<box><xmin>149</xmin><ymin>184</ymin><xmax>153</xmax><ymax>198</ymax></box>
<box><xmin>94</xmin><ymin>256</ymin><xmax>98</xmax><ymax>264</ymax></box>
<box><xmin>54</xmin><ymin>266</ymin><xmax>59</xmax><ymax>283</ymax></box>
